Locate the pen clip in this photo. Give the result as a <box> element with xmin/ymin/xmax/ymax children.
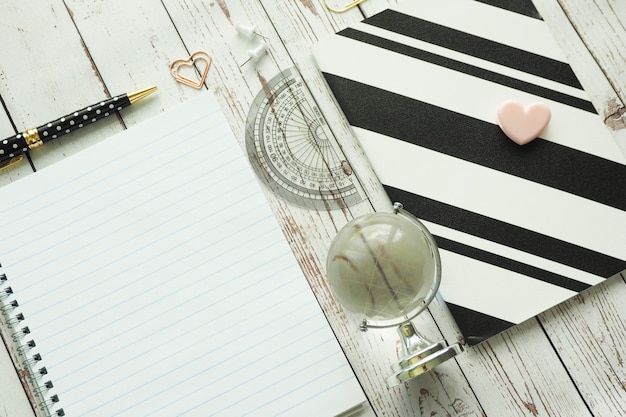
<box><xmin>0</xmin><ymin>155</ymin><xmax>24</xmax><ymax>171</ymax></box>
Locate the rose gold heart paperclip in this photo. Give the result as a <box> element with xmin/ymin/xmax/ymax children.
<box><xmin>169</xmin><ymin>51</ymin><xmax>212</xmax><ymax>89</ymax></box>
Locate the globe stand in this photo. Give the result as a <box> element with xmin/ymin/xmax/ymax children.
<box><xmin>386</xmin><ymin>321</ymin><xmax>463</xmax><ymax>387</ymax></box>
<box><xmin>326</xmin><ymin>202</ymin><xmax>464</xmax><ymax>388</ymax></box>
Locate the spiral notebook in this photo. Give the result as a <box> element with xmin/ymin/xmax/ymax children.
<box><xmin>313</xmin><ymin>0</ymin><xmax>626</xmax><ymax>345</ymax></box>
<box><xmin>0</xmin><ymin>92</ymin><xmax>365</xmax><ymax>417</ymax></box>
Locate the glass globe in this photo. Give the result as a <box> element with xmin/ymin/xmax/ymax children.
<box><xmin>326</xmin><ymin>203</ymin><xmax>462</xmax><ymax>387</ymax></box>
<box><xmin>326</xmin><ymin>206</ymin><xmax>441</xmax><ymax>328</ymax></box>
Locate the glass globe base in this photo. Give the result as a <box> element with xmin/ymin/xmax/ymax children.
<box><xmin>386</xmin><ymin>321</ymin><xmax>464</xmax><ymax>388</ymax></box>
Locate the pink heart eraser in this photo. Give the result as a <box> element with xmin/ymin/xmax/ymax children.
<box><xmin>496</xmin><ymin>100</ymin><xmax>551</xmax><ymax>145</ymax></box>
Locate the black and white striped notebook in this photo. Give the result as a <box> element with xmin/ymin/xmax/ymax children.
<box><xmin>313</xmin><ymin>0</ymin><xmax>626</xmax><ymax>345</ymax></box>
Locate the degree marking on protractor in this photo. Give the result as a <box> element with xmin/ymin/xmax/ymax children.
<box><xmin>245</xmin><ymin>68</ymin><xmax>363</xmax><ymax>208</ymax></box>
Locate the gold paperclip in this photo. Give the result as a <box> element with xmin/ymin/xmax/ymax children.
<box><xmin>323</xmin><ymin>0</ymin><xmax>368</xmax><ymax>13</ymax></box>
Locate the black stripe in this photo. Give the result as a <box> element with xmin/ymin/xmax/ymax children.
<box><xmin>473</xmin><ymin>0</ymin><xmax>543</xmax><ymax>20</ymax></box>
<box><xmin>385</xmin><ymin>185</ymin><xmax>626</xmax><ymax>278</ymax></box>
<box><xmin>435</xmin><ymin>236</ymin><xmax>591</xmax><ymax>293</ymax></box>
<box><xmin>445</xmin><ymin>302</ymin><xmax>516</xmax><ymax>345</ymax></box>
<box><xmin>337</xmin><ymin>28</ymin><xmax>596</xmax><ymax>114</ymax></box>
<box><xmin>322</xmin><ymin>74</ymin><xmax>626</xmax><ymax>211</ymax></box>
<box><xmin>363</xmin><ymin>9</ymin><xmax>583</xmax><ymax>89</ymax></box>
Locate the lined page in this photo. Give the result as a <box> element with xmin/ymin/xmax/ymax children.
<box><xmin>0</xmin><ymin>92</ymin><xmax>365</xmax><ymax>417</ymax></box>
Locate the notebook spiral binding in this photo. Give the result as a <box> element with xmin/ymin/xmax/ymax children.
<box><xmin>1</xmin><ymin>272</ymin><xmax>66</xmax><ymax>417</ymax></box>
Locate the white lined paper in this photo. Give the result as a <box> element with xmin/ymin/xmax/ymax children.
<box><xmin>0</xmin><ymin>92</ymin><xmax>365</xmax><ymax>416</ymax></box>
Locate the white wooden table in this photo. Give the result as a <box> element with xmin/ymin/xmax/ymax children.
<box><xmin>0</xmin><ymin>1</ymin><xmax>624</xmax><ymax>416</ymax></box>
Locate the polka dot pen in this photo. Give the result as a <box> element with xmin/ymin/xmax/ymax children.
<box><xmin>0</xmin><ymin>86</ymin><xmax>157</xmax><ymax>170</ymax></box>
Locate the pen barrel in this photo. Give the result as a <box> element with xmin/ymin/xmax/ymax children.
<box><xmin>36</xmin><ymin>93</ymin><xmax>131</xmax><ymax>143</ymax></box>
<box><xmin>0</xmin><ymin>135</ymin><xmax>29</xmax><ymax>165</ymax></box>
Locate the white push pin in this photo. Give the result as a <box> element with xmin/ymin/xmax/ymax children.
<box><xmin>239</xmin><ymin>42</ymin><xmax>268</xmax><ymax>67</ymax></box>
<box><xmin>234</xmin><ymin>22</ymin><xmax>269</xmax><ymax>40</ymax></box>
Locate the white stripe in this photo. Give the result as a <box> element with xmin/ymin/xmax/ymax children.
<box><xmin>314</xmin><ymin>36</ymin><xmax>626</xmax><ymax>163</ymax></box>
<box><xmin>350</xmin><ymin>21</ymin><xmax>589</xmax><ymax>101</ymax></box>
<box><xmin>422</xmin><ymin>221</ymin><xmax>605</xmax><ymax>286</ymax></box>
<box><xmin>355</xmin><ymin>127</ymin><xmax>626</xmax><ymax>261</ymax></box>
<box><xmin>393</xmin><ymin>0</ymin><xmax>567</xmax><ymax>62</ymax></box>
<box><xmin>438</xmin><ymin>250</ymin><xmax>577</xmax><ymax>324</ymax></box>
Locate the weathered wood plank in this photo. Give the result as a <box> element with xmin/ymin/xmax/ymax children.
<box><xmin>556</xmin><ymin>0</ymin><xmax>626</xmax><ymax>104</ymax></box>
<box><xmin>534</xmin><ymin>0</ymin><xmax>626</xmax><ymax>154</ymax></box>
<box><xmin>428</xmin><ymin>298</ymin><xmax>594</xmax><ymax>416</ymax></box>
<box><xmin>538</xmin><ymin>273</ymin><xmax>626</xmax><ymax>416</ymax></box>
<box><xmin>0</xmin><ymin>319</ymin><xmax>35</xmax><ymax>417</ymax></box>
<box><xmin>0</xmin><ymin>1</ymin><xmax>127</xmax><ymax>172</ymax></box>
<box><xmin>62</xmin><ymin>0</ymin><xmax>193</xmax><ymax>115</ymax></box>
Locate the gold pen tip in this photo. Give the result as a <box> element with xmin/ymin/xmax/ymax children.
<box><xmin>128</xmin><ymin>85</ymin><xmax>158</xmax><ymax>104</ymax></box>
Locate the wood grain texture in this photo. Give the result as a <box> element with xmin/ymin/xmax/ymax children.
<box><xmin>557</xmin><ymin>0</ymin><xmax>626</xmax><ymax>102</ymax></box>
<box><xmin>429</xmin><ymin>297</ymin><xmax>594</xmax><ymax>417</ymax></box>
<box><xmin>0</xmin><ymin>1</ymin><xmax>127</xmax><ymax>171</ymax></box>
<box><xmin>534</xmin><ymin>0</ymin><xmax>626</xmax><ymax>154</ymax></box>
<box><xmin>0</xmin><ymin>1</ymin><xmax>624</xmax><ymax>416</ymax></box>
<box><xmin>538</xmin><ymin>273</ymin><xmax>626</xmax><ymax>416</ymax></box>
<box><xmin>0</xmin><ymin>314</ymin><xmax>35</xmax><ymax>417</ymax></box>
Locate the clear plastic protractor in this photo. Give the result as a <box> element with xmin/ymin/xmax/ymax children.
<box><xmin>245</xmin><ymin>68</ymin><xmax>364</xmax><ymax>209</ymax></box>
